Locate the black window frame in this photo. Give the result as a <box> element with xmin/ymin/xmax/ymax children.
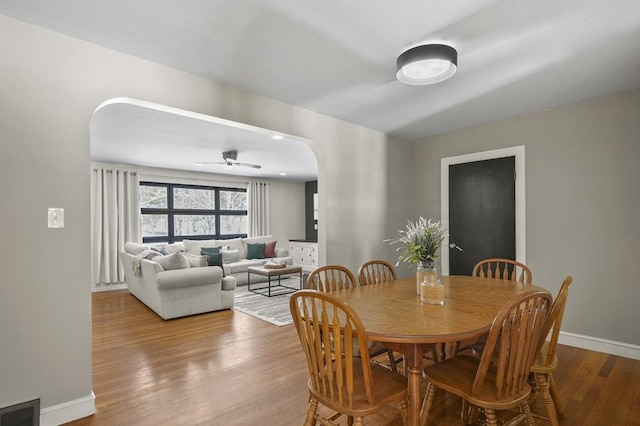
<box><xmin>140</xmin><ymin>181</ymin><xmax>247</xmax><ymax>244</ymax></box>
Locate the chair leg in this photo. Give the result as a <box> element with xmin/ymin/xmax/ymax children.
<box><xmin>398</xmin><ymin>395</ymin><xmax>410</xmax><ymax>426</ymax></box>
<box><xmin>420</xmin><ymin>383</ymin><xmax>436</xmax><ymax>426</ymax></box>
<box><xmin>521</xmin><ymin>403</ymin><xmax>535</xmax><ymax>426</ymax></box>
<box><xmin>549</xmin><ymin>374</ymin><xmax>564</xmax><ymax>417</ymax></box>
<box><xmin>467</xmin><ymin>404</ymin><xmax>481</xmax><ymax>425</ymax></box>
<box><xmin>304</xmin><ymin>397</ymin><xmax>319</xmax><ymax>426</ymax></box>
<box><xmin>387</xmin><ymin>350</ymin><xmax>398</xmax><ymax>373</ymax></box>
<box><xmin>451</xmin><ymin>340</ymin><xmax>460</xmax><ymax>358</ymax></box>
<box><xmin>485</xmin><ymin>409</ymin><xmax>498</xmax><ymax>426</ymax></box>
<box><xmin>535</xmin><ymin>373</ymin><xmax>558</xmax><ymax>426</ymax></box>
<box><xmin>461</xmin><ymin>399</ymin><xmax>468</xmax><ymax>424</ymax></box>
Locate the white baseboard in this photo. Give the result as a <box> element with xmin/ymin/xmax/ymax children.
<box><xmin>40</xmin><ymin>392</ymin><xmax>95</xmax><ymax>426</ymax></box>
<box><xmin>559</xmin><ymin>331</ymin><xmax>640</xmax><ymax>360</ymax></box>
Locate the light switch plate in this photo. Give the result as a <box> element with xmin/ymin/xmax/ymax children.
<box><xmin>48</xmin><ymin>208</ymin><xmax>64</xmax><ymax>228</ymax></box>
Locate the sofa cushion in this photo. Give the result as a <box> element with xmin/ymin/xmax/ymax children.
<box><xmin>164</xmin><ymin>242</ymin><xmax>184</xmax><ymax>254</ymax></box>
<box><xmin>223</xmin><ymin>259</ymin><xmax>266</xmax><ymax>274</ymax></box>
<box><xmin>220</xmin><ymin>237</ymin><xmax>245</xmax><ymax>259</ymax></box>
<box><xmin>247</xmin><ymin>243</ymin><xmax>265</xmax><ymax>259</ymax></box>
<box><xmin>156</xmin><ymin>252</ymin><xmax>190</xmax><ymax>270</ymax></box>
<box><xmin>221</xmin><ymin>249</ymin><xmax>241</xmax><ymax>263</ymax></box>
<box><xmin>124</xmin><ymin>242</ymin><xmax>148</xmax><ymax>255</ymax></box>
<box><xmin>183</xmin><ymin>239</ymin><xmax>221</xmax><ymax>255</ymax></box>
<box><xmin>264</xmin><ymin>241</ymin><xmax>277</xmax><ymax>258</ymax></box>
<box><xmin>274</xmin><ymin>247</ymin><xmax>289</xmax><ymax>257</ymax></box>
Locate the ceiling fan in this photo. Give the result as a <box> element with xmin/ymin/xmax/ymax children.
<box><xmin>196</xmin><ymin>150</ymin><xmax>262</xmax><ymax>169</ymax></box>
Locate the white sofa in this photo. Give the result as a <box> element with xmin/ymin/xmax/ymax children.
<box><xmin>120</xmin><ymin>242</ymin><xmax>236</xmax><ymax>320</ymax></box>
<box><xmin>173</xmin><ymin>235</ymin><xmax>293</xmax><ymax>286</ymax></box>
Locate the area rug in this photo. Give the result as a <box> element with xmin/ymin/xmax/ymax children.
<box><xmin>232</xmin><ymin>277</ymin><xmax>301</xmax><ymax>326</ymax></box>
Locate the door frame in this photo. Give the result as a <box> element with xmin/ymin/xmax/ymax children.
<box><xmin>440</xmin><ymin>146</ymin><xmax>526</xmax><ymax>275</ymax></box>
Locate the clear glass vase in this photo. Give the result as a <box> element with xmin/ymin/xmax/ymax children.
<box><xmin>416</xmin><ymin>260</ymin><xmax>438</xmax><ymax>294</ymax></box>
<box><xmin>417</xmin><ymin>260</ymin><xmax>444</xmax><ymax>304</ymax></box>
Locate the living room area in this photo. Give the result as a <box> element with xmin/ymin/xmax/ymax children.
<box><xmin>89</xmin><ymin>98</ymin><xmax>319</xmax><ymax>322</ymax></box>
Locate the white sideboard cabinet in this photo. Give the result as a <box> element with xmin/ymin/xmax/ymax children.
<box><xmin>289</xmin><ymin>240</ymin><xmax>318</xmax><ymax>272</ymax></box>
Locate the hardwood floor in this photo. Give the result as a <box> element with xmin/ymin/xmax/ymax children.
<box><xmin>66</xmin><ymin>289</ymin><xmax>640</xmax><ymax>426</ymax></box>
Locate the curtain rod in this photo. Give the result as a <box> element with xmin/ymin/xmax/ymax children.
<box><xmin>92</xmin><ymin>169</ymin><xmax>137</xmax><ymax>175</ymax></box>
<box><xmin>139</xmin><ymin>172</ymin><xmax>248</xmax><ymax>187</ymax></box>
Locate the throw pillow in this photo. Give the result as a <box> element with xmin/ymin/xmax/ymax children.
<box><xmin>246</xmin><ymin>243</ymin><xmax>265</xmax><ymax>260</ymax></box>
<box><xmin>264</xmin><ymin>241</ymin><xmax>277</xmax><ymax>258</ymax></box>
<box><xmin>209</xmin><ymin>253</ymin><xmax>223</xmax><ymax>267</ymax></box>
<box><xmin>164</xmin><ymin>242</ymin><xmax>184</xmax><ymax>254</ymax></box>
<box><xmin>201</xmin><ymin>247</ymin><xmax>224</xmax><ymax>271</ymax></box>
<box><xmin>150</xmin><ymin>246</ymin><xmax>168</xmax><ymax>255</ymax></box>
<box><xmin>156</xmin><ymin>252</ymin><xmax>190</xmax><ymax>271</ymax></box>
<box><xmin>185</xmin><ymin>254</ymin><xmax>209</xmax><ymax>268</ymax></box>
<box><xmin>221</xmin><ymin>249</ymin><xmax>241</xmax><ymax>264</ymax></box>
<box><xmin>201</xmin><ymin>247</ymin><xmax>221</xmax><ymax>256</ymax></box>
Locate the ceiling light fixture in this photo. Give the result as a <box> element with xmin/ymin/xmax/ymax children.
<box><xmin>272</xmin><ymin>134</ymin><xmax>284</xmax><ymax>140</ymax></box>
<box><xmin>396</xmin><ymin>44</ymin><xmax>457</xmax><ymax>85</ymax></box>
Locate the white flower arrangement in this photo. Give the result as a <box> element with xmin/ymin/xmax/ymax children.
<box><xmin>387</xmin><ymin>217</ymin><xmax>447</xmax><ymax>266</ymax></box>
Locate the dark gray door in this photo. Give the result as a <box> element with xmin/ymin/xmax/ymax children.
<box><xmin>448</xmin><ymin>156</ymin><xmax>516</xmax><ymax>276</ymax></box>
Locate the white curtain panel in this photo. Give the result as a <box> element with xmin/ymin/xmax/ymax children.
<box><xmin>91</xmin><ymin>167</ymin><xmax>141</xmax><ymax>285</ymax></box>
<box><xmin>248</xmin><ymin>181</ymin><xmax>270</xmax><ymax>237</ymax></box>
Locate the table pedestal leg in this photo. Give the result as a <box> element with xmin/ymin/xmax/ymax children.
<box><xmin>385</xmin><ymin>342</ymin><xmax>433</xmax><ymax>426</ymax></box>
<box><xmin>407</xmin><ymin>364</ymin><xmax>422</xmax><ymax>426</ymax></box>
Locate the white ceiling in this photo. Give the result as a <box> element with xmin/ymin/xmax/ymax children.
<box><xmin>91</xmin><ymin>98</ymin><xmax>319</xmax><ymax>181</ymax></box>
<box><xmin>2</xmin><ymin>1</ymin><xmax>639</xmax><ymax>179</ymax></box>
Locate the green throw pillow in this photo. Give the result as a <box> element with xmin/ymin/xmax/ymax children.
<box><xmin>206</xmin><ymin>252</ymin><xmax>223</xmax><ymax>268</ymax></box>
<box><xmin>201</xmin><ymin>247</ymin><xmax>221</xmax><ymax>256</ymax></box>
<box><xmin>201</xmin><ymin>247</ymin><xmax>224</xmax><ymax>273</ymax></box>
<box><xmin>246</xmin><ymin>243</ymin><xmax>265</xmax><ymax>259</ymax></box>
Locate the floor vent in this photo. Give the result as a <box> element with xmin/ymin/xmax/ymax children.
<box><xmin>0</xmin><ymin>399</ymin><xmax>40</xmax><ymax>426</ymax></box>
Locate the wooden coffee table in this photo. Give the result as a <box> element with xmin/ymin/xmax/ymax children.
<box><xmin>247</xmin><ymin>265</ymin><xmax>303</xmax><ymax>297</ymax></box>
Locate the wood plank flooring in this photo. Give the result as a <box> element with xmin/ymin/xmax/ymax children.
<box><xmin>65</xmin><ymin>289</ymin><xmax>640</xmax><ymax>425</ymax></box>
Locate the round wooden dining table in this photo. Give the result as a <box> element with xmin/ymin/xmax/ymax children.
<box><xmin>328</xmin><ymin>275</ymin><xmax>549</xmax><ymax>426</ymax></box>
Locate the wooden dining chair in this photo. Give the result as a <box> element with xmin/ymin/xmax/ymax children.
<box><xmin>306</xmin><ymin>265</ymin><xmax>400</xmax><ymax>373</ymax></box>
<box><xmin>289</xmin><ymin>290</ymin><xmax>409</xmax><ymax>426</ymax></box>
<box><xmin>421</xmin><ymin>290</ymin><xmax>553</xmax><ymax>426</ymax></box>
<box><xmin>472</xmin><ymin>258</ymin><xmax>533</xmax><ymax>284</ymax></box>
<box><xmin>357</xmin><ymin>260</ymin><xmax>409</xmax><ymax>369</ymax></box>
<box><xmin>453</xmin><ymin>258</ymin><xmax>534</xmax><ymax>358</ymax></box>
<box><xmin>306</xmin><ymin>264</ymin><xmax>357</xmax><ymax>292</ymax></box>
<box><xmin>529</xmin><ymin>276</ymin><xmax>574</xmax><ymax>426</ymax></box>
<box><xmin>357</xmin><ymin>259</ymin><xmax>397</xmax><ymax>286</ymax></box>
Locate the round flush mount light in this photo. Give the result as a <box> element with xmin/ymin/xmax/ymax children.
<box><xmin>396</xmin><ymin>44</ymin><xmax>458</xmax><ymax>85</ymax></box>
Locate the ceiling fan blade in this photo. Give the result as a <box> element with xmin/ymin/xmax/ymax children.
<box><xmin>195</xmin><ymin>161</ymin><xmax>226</xmax><ymax>165</ymax></box>
<box><xmin>234</xmin><ymin>162</ymin><xmax>262</xmax><ymax>169</ymax></box>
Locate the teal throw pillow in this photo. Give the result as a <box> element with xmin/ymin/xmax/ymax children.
<box><xmin>201</xmin><ymin>247</ymin><xmax>221</xmax><ymax>256</ymax></box>
<box><xmin>201</xmin><ymin>247</ymin><xmax>224</xmax><ymax>273</ymax></box>
<box><xmin>246</xmin><ymin>243</ymin><xmax>265</xmax><ymax>259</ymax></box>
<box><xmin>206</xmin><ymin>252</ymin><xmax>223</xmax><ymax>268</ymax></box>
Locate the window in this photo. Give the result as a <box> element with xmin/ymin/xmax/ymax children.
<box><xmin>139</xmin><ymin>182</ymin><xmax>247</xmax><ymax>244</ymax></box>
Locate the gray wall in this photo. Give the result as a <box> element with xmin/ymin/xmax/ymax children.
<box><xmin>0</xmin><ymin>16</ymin><xmax>407</xmax><ymax>415</ymax></box>
<box><xmin>413</xmin><ymin>89</ymin><xmax>640</xmax><ymax>346</ymax></box>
